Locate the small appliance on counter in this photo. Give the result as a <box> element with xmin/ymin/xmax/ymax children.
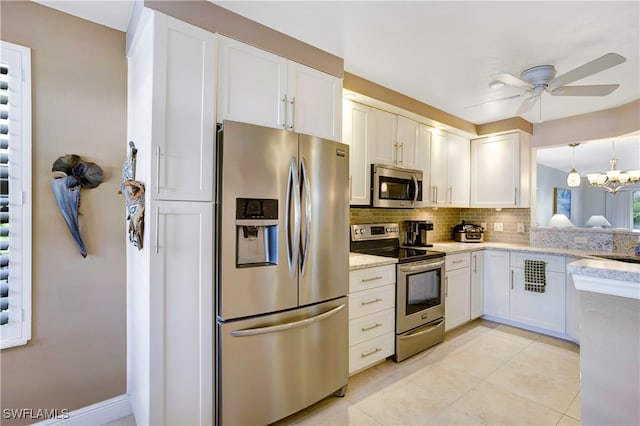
<box><xmin>404</xmin><ymin>220</ymin><xmax>434</xmax><ymax>247</ymax></box>
<box><xmin>452</xmin><ymin>220</ymin><xmax>484</xmax><ymax>243</ymax></box>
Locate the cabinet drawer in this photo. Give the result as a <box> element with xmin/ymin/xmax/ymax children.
<box><xmin>349</xmin><ymin>308</ymin><xmax>395</xmax><ymax>346</ymax></box>
<box><xmin>511</xmin><ymin>252</ymin><xmax>565</xmax><ymax>273</ymax></box>
<box><xmin>446</xmin><ymin>252</ymin><xmax>471</xmax><ymax>271</ymax></box>
<box><xmin>349</xmin><ymin>265</ymin><xmax>396</xmax><ymax>292</ymax></box>
<box><xmin>349</xmin><ymin>285</ymin><xmax>395</xmax><ymax>319</ymax></box>
<box><xmin>349</xmin><ymin>332</ymin><xmax>395</xmax><ymax>375</ymax></box>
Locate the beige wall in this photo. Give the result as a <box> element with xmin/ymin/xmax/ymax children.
<box><xmin>0</xmin><ymin>2</ymin><xmax>127</xmax><ymax>423</ymax></box>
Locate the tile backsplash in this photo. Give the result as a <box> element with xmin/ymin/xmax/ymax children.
<box><xmin>350</xmin><ymin>207</ymin><xmax>531</xmax><ymax>244</ymax></box>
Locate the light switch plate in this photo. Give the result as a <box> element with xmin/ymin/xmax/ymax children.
<box><xmin>494</xmin><ymin>222</ymin><xmax>503</xmax><ymax>232</ymax></box>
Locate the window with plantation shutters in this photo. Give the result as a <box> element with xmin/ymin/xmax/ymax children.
<box><xmin>0</xmin><ymin>41</ymin><xmax>31</xmax><ymax>349</ymax></box>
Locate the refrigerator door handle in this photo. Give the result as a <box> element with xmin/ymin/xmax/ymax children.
<box><xmin>229</xmin><ymin>304</ymin><xmax>345</xmax><ymax>337</ymax></box>
<box><xmin>286</xmin><ymin>157</ymin><xmax>300</xmax><ymax>277</ymax></box>
<box><xmin>300</xmin><ymin>157</ymin><xmax>311</xmax><ymax>276</ymax></box>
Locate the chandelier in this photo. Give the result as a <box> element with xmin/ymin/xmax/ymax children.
<box><xmin>586</xmin><ymin>141</ymin><xmax>640</xmax><ymax>194</ymax></box>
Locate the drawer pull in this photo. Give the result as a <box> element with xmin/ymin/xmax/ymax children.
<box><xmin>361</xmin><ymin>347</ymin><xmax>382</xmax><ymax>358</ymax></box>
<box><xmin>361</xmin><ymin>298</ymin><xmax>382</xmax><ymax>306</ymax></box>
<box><xmin>451</xmin><ymin>260</ymin><xmax>464</xmax><ymax>264</ymax></box>
<box><xmin>361</xmin><ymin>323</ymin><xmax>382</xmax><ymax>332</ymax></box>
<box><xmin>361</xmin><ymin>276</ymin><xmax>383</xmax><ymax>283</ymax></box>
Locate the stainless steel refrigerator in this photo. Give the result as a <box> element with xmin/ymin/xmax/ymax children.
<box><xmin>215</xmin><ymin>120</ymin><xmax>350</xmax><ymax>425</ymax></box>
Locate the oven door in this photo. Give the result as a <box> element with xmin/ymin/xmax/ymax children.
<box><xmin>396</xmin><ymin>259</ymin><xmax>445</xmax><ymax>333</ymax></box>
<box><xmin>372</xmin><ymin>164</ymin><xmax>423</xmax><ymax>208</ymax></box>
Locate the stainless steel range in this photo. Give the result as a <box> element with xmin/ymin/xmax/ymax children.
<box><xmin>350</xmin><ymin>223</ymin><xmax>446</xmax><ymax>362</ymax></box>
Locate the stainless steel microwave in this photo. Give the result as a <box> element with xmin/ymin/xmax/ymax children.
<box><xmin>371</xmin><ymin>164</ymin><xmax>423</xmax><ymax>208</ymax></box>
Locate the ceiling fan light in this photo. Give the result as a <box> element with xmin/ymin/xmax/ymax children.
<box><xmin>489</xmin><ymin>80</ymin><xmax>505</xmax><ymax>89</ymax></box>
<box><xmin>566</xmin><ymin>168</ymin><xmax>581</xmax><ymax>187</ymax></box>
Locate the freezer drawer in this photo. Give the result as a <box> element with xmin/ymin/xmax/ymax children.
<box><xmin>217</xmin><ymin>297</ymin><xmax>349</xmax><ymax>425</ymax></box>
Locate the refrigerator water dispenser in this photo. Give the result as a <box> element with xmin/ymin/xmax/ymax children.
<box><xmin>236</xmin><ymin>198</ymin><xmax>278</xmax><ymax>267</ymax></box>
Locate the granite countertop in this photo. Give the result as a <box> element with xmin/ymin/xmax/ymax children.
<box><xmin>349</xmin><ymin>252</ymin><xmax>397</xmax><ymax>270</ymax></box>
<box><xmin>350</xmin><ymin>241</ymin><xmax>640</xmax><ymax>289</ymax></box>
<box><xmin>567</xmin><ymin>258</ymin><xmax>640</xmax><ymax>300</ymax></box>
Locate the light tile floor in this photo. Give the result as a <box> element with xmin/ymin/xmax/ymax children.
<box><xmin>105</xmin><ymin>319</ymin><xmax>581</xmax><ymax>426</ymax></box>
<box><xmin>273</xmin><ymin>319</ymin><xmax>581</xmax><ymax>426</ymax></box>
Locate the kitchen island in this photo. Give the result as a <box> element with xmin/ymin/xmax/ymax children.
<box><xmin>568</xmin><ymin>257</ymin><xmax>640</xmax><ymax>426</ymax></box>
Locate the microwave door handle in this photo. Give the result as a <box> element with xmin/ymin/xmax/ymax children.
<box><xmin>412</xmin><ymin>174</ymin><xmax>419</xmax><ymax>204</ymax></box>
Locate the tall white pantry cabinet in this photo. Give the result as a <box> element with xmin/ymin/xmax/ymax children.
<box><xmin>126</xmin><ymin>9</ymin><xmax>215</xmax><ymax>426</ymax></box>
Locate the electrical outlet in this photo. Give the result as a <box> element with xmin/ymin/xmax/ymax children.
<box><xmin>517</xmin><ymin>223</ymin><xmax>525</xmax><ymax>233</ymax></box>
<box><xmin>574</xmin><ymin>237</ymin><xmax>588</xmax><ymax>244</ymax></box>
<box><xmin>480</xmin><ymin>222</ymin><xmax>487</xmax><ymax>230</ymax></box>
<box><xmin>494</xmin><ymin>222</ymin><xmax>503</xmax><ymax>232</ymax></box>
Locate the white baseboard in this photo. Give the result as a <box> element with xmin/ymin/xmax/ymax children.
<box><xmin>31</xmin><ymin>394</ymin><xmax>132</xmax><ymax>426</ymax></box>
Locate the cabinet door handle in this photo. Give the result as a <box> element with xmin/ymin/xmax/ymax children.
<box><xmin>154</xmin><ymin>206</ymin><xmax>160</xmax><ymax>254</ymax></box>
<box><xmin>361</xmin><ymin>276</ymin><xmax>383</xmax><ymax>283</ymax></box>
<box><xmin>361</xmin><ymin>347</ymin><xmax>382</xmax><ymax>358</ymax></box>
<box><xmin>473</xmin><ymin>255</ymin><xmax>477</xmax><ymax>273</ymax></box>
<box><xmin>449</xmin><ymin>186</ymin><xmax>453</xmax><ymax>204</ymax></box>
<box><xmin>514</xmin><ymin>187</ymin><xmax>518</xmax><ymax>206</ymax></box>
<box><xmin>155</xmin><ymin>146</ymin><xmax>161</xmax><ymax>194</ymax></box>
<box><xmin>511</xmin><ymin>270</ymin><xmax>514</xmax><ymax>290</ymax></box>
<box><xmin>361</xmin><ymin>298</ymin><xmax>382</xmax><ymax>306</ymax></box>
<box><xmin>282</xmin><ymin>94</ymin><xmax>288</xmax><ymax>129</ymax></box>
<box><xmin>289</xmin><ymin>96</ymin><xmax>296</xmax><ymax>131</ymax></box>
<box><xmin>399</xmin><ymin>143</ymin><xmax>404</xmax><ymax>164</ymax></box>
<box><xmin>361</xmin><ymin>323</ymin><xmax>382</xmax><ymax>332</ymax></box>
<box><xmin>445</xmin><ymin>276</ymin><xmax>449</xmax><ymax>297</ymax></box>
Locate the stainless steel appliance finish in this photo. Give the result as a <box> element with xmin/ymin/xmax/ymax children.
<box><xmin>395</xmin><ymin>258</ymin><xmax>446</xmax><ymax>362</ymax></box>
<box><xmin>350</xmin><ymin>223</ymin><xmax>446</xmax><ymax>362</ymax></box>
<box><xmin>452</xmin><ymin>220</ymin><xmax>484</xmax><ymax>243</ymax></box>
<box><xmin>216</xmin><ymin>121</ymin><xmax>350</xmax><ymax>426</ymax></box>
<box><xmin>405</xmin><ymin>220</ymin><xmax>434</xmax><ymax>247</ymax></box>
<box><xmin>371</xmin><ymin>164</ymin><xmax>423</xmax><ymax>208</ymax></box>
<box><xmin>218</xmin><ymin>297</ymin><xmax>348</xmax><ymax>426</ymax></box>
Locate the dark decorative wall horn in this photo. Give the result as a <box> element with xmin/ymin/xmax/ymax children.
<box><xmin>120</xmin><ymin>141</ymin><xmax>145</xmax><ymax>250</ymax></box>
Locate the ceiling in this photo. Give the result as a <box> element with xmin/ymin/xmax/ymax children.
<box><xmin>34</xmin><ymin>1</ymin><xmax>639</xmax><ymax>127</ymax></box>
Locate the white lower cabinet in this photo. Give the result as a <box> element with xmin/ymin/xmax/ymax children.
<box><xmin>348</xmin><ymin>265</ymin><xmax>396</xmax><ymax>374</ymax></box>
<box><xmin>470</xmin><ymin>250</ymin><xmax>484</xmax><ymax>319</ymax></box>
<box><xmin>510</xmin><ymin>252</ymin><xmax>566</xmax><ymax>334</ymax></box>
<box><xmin>445</xmin><ymin>252</ymin><xmax>471</xmax><ymax>331</ymax></box>
<box><xmin>565</xmin><ymin>257</ymin><xmax>581</xmax><ymax>342</ymax></box>
<box><xmin>483</xmin><ymin>249</ymin><xmax>567</xmax><ymax>336</ymax></box>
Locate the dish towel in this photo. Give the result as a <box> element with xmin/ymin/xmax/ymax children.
<box><xmin>524</xmin><ymin>260</ymin><xmax>546</xmax><ymax>293</ymax></box>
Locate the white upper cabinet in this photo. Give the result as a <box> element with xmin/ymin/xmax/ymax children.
<box><xmin>217</xmin><ymin>36</ymin><xmax>342</xmax><ymax>141</ymax></box>
<box><xmin>470</xmin><ymin>132</ymin><xmax>530</xmax><ymax>208</ymax></box>
<box><xmin>425</xmin><ymin>131</ymin><xmax>470</xmax><ymax>207</ymax></box>
<box><xmin>217</xmin><ymin>36</ymin><xmax>287</xmax><ymax>130</ymax></box>
<box><xmin>287</xmin><ymin>61</ymin><xmax>342</xmax><ymax>141</ymax></box>
<box><xmin>370</xmin><ymin>108</ymin><xmax>398</xmax><ymax>166</ymax></box>
<box><xmin>445</xmin><ymin>133</ymin><xmax>470</xmax><ymax>207</ymax></box>
<box><xmin>396</xmin><ymin>116</ymin><xmax>421</xmax><ymax>169</ymax></box>
<box><xmin>141</xmin><ymin>14</ymin><xmax>216</xmax><ymax>202</ymax></box>
<box><xmin>343</xmin><ymin>100</ymin><xmax>373</xmax><ymax>206</ymax></box>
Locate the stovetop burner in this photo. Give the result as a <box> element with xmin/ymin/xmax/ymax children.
<box><xmin>350</xmin><ymin>223</ymin><xmax>444</xmax><ymax>264</ymax></box>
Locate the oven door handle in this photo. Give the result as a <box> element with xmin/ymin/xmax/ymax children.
<box><xmin>399</xmin><ymin>259</ymin><xmax>445</xmax><ymax>273</ymax></box>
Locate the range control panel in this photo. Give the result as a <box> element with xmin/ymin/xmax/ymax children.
<box><xmin>351</xmin><ymin>223</ymin><xmax>400</xmax><ymax>241</ymax></box>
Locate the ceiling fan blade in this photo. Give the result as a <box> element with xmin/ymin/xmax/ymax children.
<box><xmin>493</xmin><ymin>72</ymin><xmax>534</xmax><ymax>90</ymax></box>
<box><xmin>516</xmin><ymin>96</ymin><xmax>538</xmax><ymax>115</ymax></box>
<box><xmin>464</xmin><ymin>93</ymin><xmax>524</xmax><ymax>109</ymax></box>
<box><xmin>548</xmin><ymin>53</ymin><xmax>626</xmax><ymax>88</ymax></box>
<box><xmin>549</xmin><ymin>84</ymin><xmax>620</xmax><ymax>96</ymax></box>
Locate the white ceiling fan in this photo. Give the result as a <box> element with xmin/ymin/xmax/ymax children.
<box><xmin>468</xmin><ymin>53</ymin><xmax>627</xmax><ymax>116</ymax></box>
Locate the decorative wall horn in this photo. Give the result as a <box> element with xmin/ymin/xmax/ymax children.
<box><xmin>50</xmin><ymin>154</ymin><xmax>104</xmax><ymax>258</ymax></box>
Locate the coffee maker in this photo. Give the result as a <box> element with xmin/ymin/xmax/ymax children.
<box><xmin>405</xmin><ymin>220</ymin><xmax>434</xmax><ymax>247</ymax></box>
